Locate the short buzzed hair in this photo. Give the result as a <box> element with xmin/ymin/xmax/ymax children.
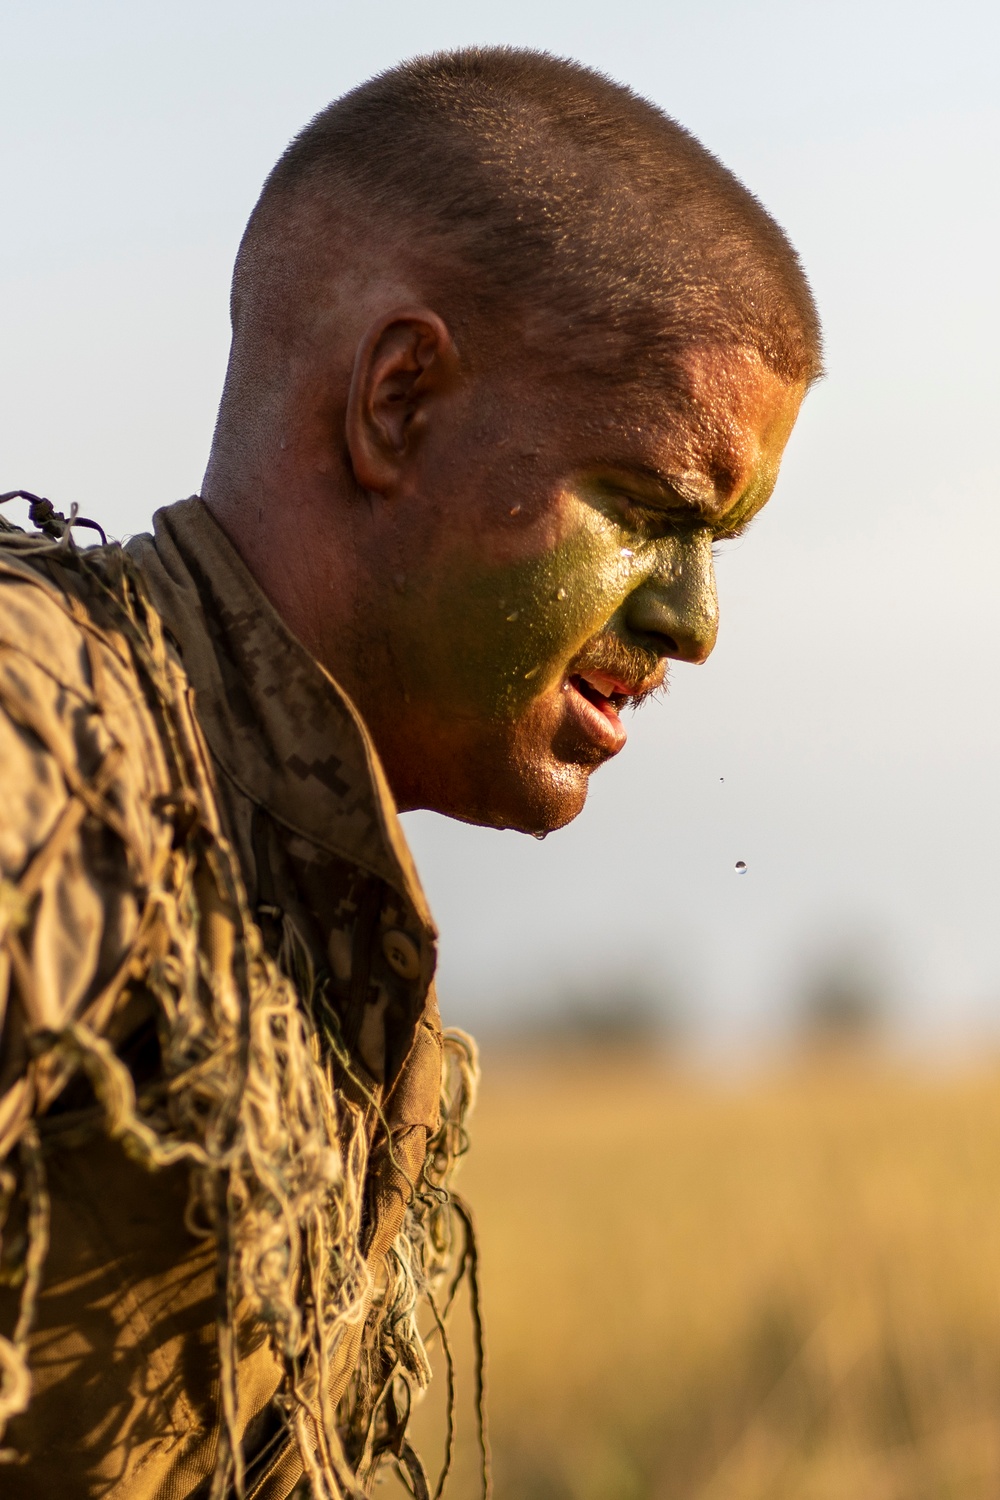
<box><xmin>236</xmin><ymin>47</ymin><xmax>821</xmax><ymax>386</ymax></box>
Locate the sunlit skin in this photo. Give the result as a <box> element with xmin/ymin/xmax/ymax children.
<box><xmin>204</xmin><ymin>302</ymin><xmax>805</xmax><ymax>834</ymax></box>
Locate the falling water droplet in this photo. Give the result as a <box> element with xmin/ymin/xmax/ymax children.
<box><xmin>734</xmin><ymin>860</ymin><xmax>747</xmax><ymax>874</ymax></box>
<box><xmin>533</xmin><ymin>830</ymin><xmax>548</xmax><ymax>841</ymax></box>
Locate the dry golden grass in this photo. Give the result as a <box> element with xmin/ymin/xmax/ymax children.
<box><xmin>404</xmin><ymin>1047</ymin><xmax>1000</xmax><ymax>1500</ymax></box>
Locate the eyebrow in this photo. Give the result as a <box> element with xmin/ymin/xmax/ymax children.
<box><xmin>606</xmin><ymin>461</ymin><xmax>763</xmax><ymax>543</ymax></box>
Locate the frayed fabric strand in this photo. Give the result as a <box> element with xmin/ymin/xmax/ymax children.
<box><xmin>0</xmin><ymin>499</ymin><xmax>486</xmax><ymax>1499</ymax></box>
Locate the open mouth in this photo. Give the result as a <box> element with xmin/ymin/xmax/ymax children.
<box><xmin>570</xmin><ymin>670</ymin><xmax>632</xmax><ymax>714</ymax></box>
<box><xmin>563</xmin><ymin>670</ymin><xmax>633</xmax><ymax>755</ymax></box>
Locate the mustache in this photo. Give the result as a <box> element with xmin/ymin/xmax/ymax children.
<box><xmin>569</xmin><ymin>633</ymin><xmax>670</xmax><ymax>708</ymax></box>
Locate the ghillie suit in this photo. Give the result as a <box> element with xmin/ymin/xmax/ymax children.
<box><xmin>0</xmin><ymin>495</ymin><xmax>487</xmax><ymax>1499</ymax></box>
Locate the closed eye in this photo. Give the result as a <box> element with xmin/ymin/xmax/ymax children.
<box><xmin>712</xmin><ymin>519</ymin><xmax>753</xmax><ymax>546</ymax></box>
<box><xmin>610</xmin><ymin>490</ymin><xmax>691</xmax><ymax>537</ymax></box>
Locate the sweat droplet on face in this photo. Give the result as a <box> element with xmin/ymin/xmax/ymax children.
<box><xmin>735</xmin><ymin>860</ymin><xmax>747</xmax><ymax>874</ymax></box>
<box><xmin>506</xmin><ymin>611</ymin><xmax>520</xmax><ymax>622</ymax></box>
<box><xmin>554</xmin><ymin>588</ymin><xmax>567</xmax><ymax>601</ymax></box>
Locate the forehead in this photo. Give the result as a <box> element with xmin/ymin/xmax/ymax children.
<box><xmin>562</xmin><ymin>345</ymin><xmax>804</xmax><ymax>517</ymax></box>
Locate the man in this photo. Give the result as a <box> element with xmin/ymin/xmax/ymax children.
<box><xmin>0</xmin><ymin>46</ymin><xmax>820</xmax><ymax>1500</ymax></box>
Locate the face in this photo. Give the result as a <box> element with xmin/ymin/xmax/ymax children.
<box><xmin>352</xmin><ymin>343</ymin><xmax>805</xmax><ymax>833</ymax></box>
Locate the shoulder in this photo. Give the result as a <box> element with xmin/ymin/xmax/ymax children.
<box><xmin>0</xmin><ymin>532</ymin><xmax>188</xmax><ymax>1142</ymax></box>
<box><xmin>0</xmin><ymin>533</ymin><xmax>184</xmax><ymax>892</ymax></box>
<box><xmin>0</xmin><ymin>534</ymin><xmax>98</xmax><ymax>700</ymax></box>
<box><xmin>0</xmin><ymin>533</ymin><xmax>174</xmax><ymax>785</ymax></box>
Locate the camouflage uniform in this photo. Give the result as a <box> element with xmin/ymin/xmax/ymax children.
<box><xmin>0</xmin><ymin>497</ymin><xmax>478</xmax><ymax>1499</ymax></box>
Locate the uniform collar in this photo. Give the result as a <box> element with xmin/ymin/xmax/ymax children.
<box><xmin>127</xmin><ymin>497</ymin><xmax>435</xmax><ymax>933</ymax></box>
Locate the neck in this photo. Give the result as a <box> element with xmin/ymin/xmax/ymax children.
<box><xmin>201</xmin><ymin>430</ymin><xmax>361</xmax><ymax>683</ymax></box>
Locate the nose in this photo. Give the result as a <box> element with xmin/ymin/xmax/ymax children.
<box><xmin>624</xmin><ymin>530</ymin><xmax>719</xmax><ymax>664</ymax></box>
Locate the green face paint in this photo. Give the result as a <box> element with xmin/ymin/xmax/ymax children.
<box><xmin>409</xmin><ymin>498</ymin><xmax>647</xmax><ymax>719</ymax></box>
<box><xmin>397</xmin><ymin>453</ymin><xmax>781</xmax><ymax>726</ymax></box>
<box><xmin>356</xmin><ymin>343</ymin><xmax>806</xmax><ymax>832</ymax></box>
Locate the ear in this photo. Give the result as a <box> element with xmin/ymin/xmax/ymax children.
<box><xmin>346</xmin><ymin>307</ymin><xmax>459</xmax><ymax>495</ymax></box>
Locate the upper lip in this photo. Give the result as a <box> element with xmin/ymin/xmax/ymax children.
<box><xmin>572</xmin><ymin>662</ymin><xmax>666</xmax><ymax>705</ymax></box>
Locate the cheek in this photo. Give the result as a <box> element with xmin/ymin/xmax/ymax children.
<box><xmin>417</xmin><ymin>512</ymin><xmax>640</xmax><ymax>718</ymax></box>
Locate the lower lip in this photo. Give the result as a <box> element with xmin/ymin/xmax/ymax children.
<box><xmin>563</xmin><ymin>679</ymin><xmax>628</xmax><ymax>755</ymax></box>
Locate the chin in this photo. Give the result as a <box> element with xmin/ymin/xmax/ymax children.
<box><xmin>388</xmin><ymin>708</ymin><xmax>608</xmax><ymax>833</ymax></box>
<box><xmin>436</xmin><ymin>757</ymin><xmax>593</xmax><ymax>835</ymax></box>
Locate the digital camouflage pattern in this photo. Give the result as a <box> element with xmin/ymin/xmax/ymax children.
<box><xmin>0</xmin><ymin>497</ymin><xmax>481</xmax><ymax>1499</ymax></box>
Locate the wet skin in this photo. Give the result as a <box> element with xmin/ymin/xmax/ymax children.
<box><xmin>204</xmin><ymin>311</ymin><xmax>806</xmax><ymax>834</ymax></box>
<box><xmin>344</xmin><ymin>340</ymin><xmax>806</xmax><ymax>833</ymax></box>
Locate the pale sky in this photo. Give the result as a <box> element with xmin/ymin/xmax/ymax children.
<box><xmin>3</xmin><ymin>0</ymin><xmax>999</xmax><ymax>1051</ymax></box>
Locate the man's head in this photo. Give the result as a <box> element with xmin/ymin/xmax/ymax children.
<box><xmin>202</xmin><ymin>48</ymin><xmax>820</xmax><ymax>834</ymax></box>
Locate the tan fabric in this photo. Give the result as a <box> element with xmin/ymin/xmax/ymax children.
<box><xmin>0</xmin><ymin>501</ymin><xmax>456</xmax><ymax>1498</ymax></box>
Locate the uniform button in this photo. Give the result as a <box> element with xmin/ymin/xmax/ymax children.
<box><xmin>381</xmin><ymin>929</ymin><xmax>421</xmax><ymax>981</ymax></box>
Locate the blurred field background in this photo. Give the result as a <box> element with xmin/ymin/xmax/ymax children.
<box><xmin>404</xmin><ymin>1036</ymin><xmax>1000</xmax><ymax>1500</ymax></box>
